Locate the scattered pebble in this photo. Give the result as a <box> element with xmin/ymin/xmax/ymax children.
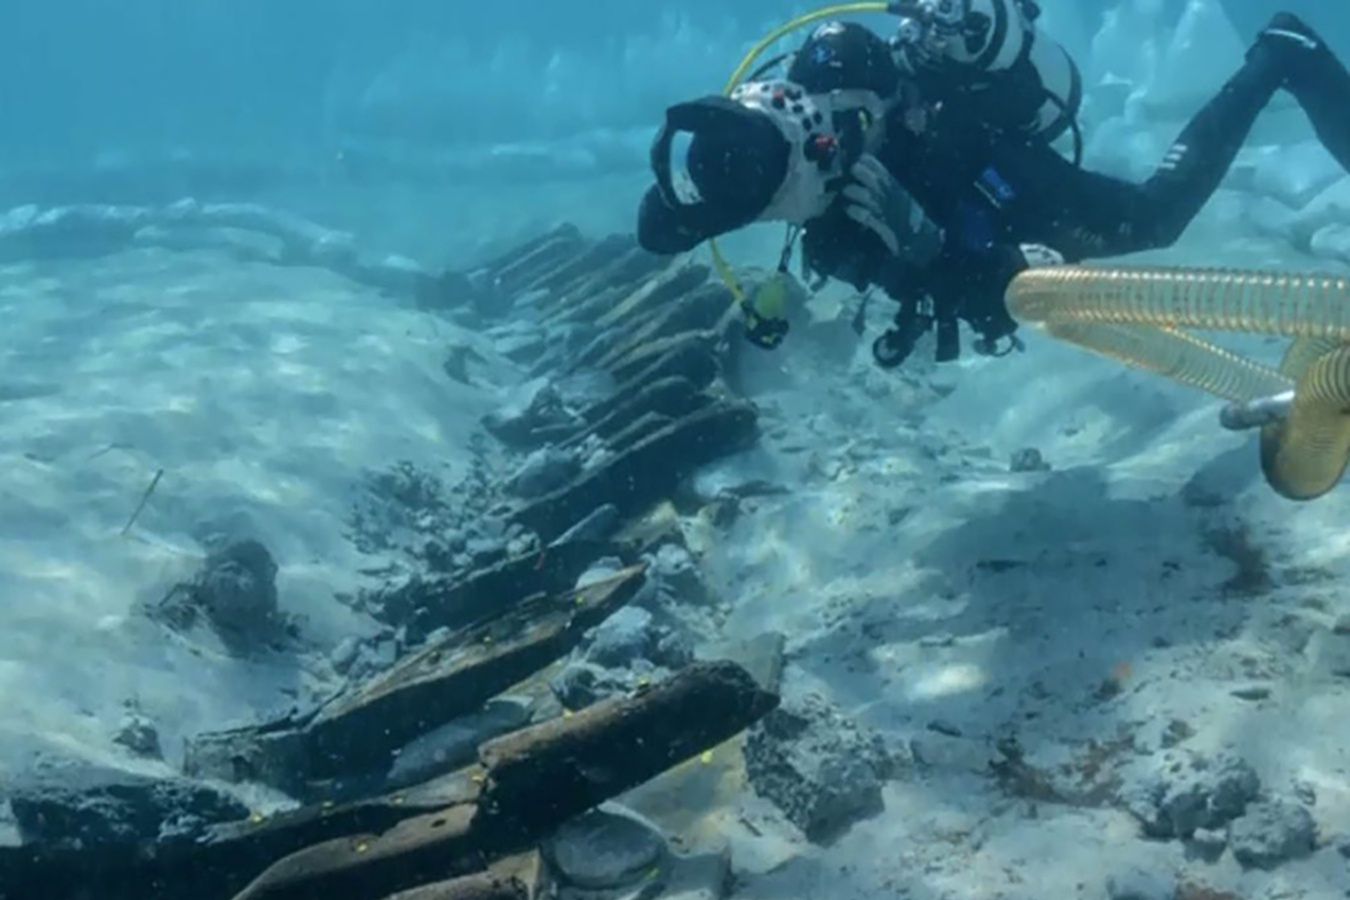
<box><xmin>1189</xmin><ymin>827</ymin><xmax>1227</xmax><ymax>861</ymax></box>
<box><xmin>1230</xmin><ymin>685</ymin><xmax>1271</xmax><ymax>701</ymax></box>
<box><xmin>1161</xmin><ymin>719</ymin><xmax>1195</xmax><ymax>749</ymax></box>
<box><xmin>112</xmin><ymin>713</ymin><xmax>163</xmax><ymax>761</ymax></box>
<box><xmin>505</xmin><ymin>446</ymin><xmax>580</xmax><ymax>498</ymax></box>
<box><xmin>1010</xmin><ymin>448</ymin><xmax>1051</xmax><ymax>473</ymax></box>
<box><xmin>330</xmin><ymin>637</ymin><xmax>360</xmax><ymax>674</ymax></box>
<box><xmin>1120</xmin><ymin>750</ymin><xmax>1260</xmax><ymax>839</ymax></box>
<box><xmin>1228</xmin><ymin>800</ymin><xmax>1317</xmax><ymax>870</ymax></box>
<box><xmin>745</xmin><ymin>693</ymin><xmax>898</xmax><ymax>844</ymax></box>
<box><xmin>1106</xmin><ymin>866</ymin><xmax>1175</xmax><ymax>900</ymax></box>
<box><xmin>586</xmin><ymin>608</ymin><xmax>660</xmax><ymax>669</ymax></box>
<box><xmin>543</xmin><ymin>805</ymin><xmax>670</xmax><ymax>889</ymax></box>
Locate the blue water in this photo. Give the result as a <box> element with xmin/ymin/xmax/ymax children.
<box><xmin>3</xmin><ymin>2</ymin><xmax>1350</xmax><ymax>898</ymax></box>
<box><xmin>2</xmin><ymin>1</ymin><xmax>1345</xmax><ymax>253</ymax></box>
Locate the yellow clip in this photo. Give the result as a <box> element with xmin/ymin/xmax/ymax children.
<box><xmin>355</xmin><ymin>841</ymin><xmax>370</xmax><ymax>854</ymax></box>
<box><xmin>700</xmin><ymin>750</ymin><xmax>715</xmax><ymax>765</ymax></box>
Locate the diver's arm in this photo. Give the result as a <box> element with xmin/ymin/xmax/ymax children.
<box><xmin>801</xmin><ymin>154</ymin><xmax>941</xmax><ymax>296</ymax></box>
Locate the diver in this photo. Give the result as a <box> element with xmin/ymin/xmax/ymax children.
<box><xmin>636</xmin><ymin>3</ymin><xmax>1350</xmax><ymax>367</ymax></box>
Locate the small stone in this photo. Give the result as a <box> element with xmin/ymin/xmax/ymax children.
<box><xmin>550</xmin><ymin>662</ymin><xmax>615</xmax><ymax>710</ymax></box>
<box><xmin>0</xmin><ymin>800</ymin><xmax>20</xmax><ymax>849</ymax></box>
<box><xmin>708</xmin><ymin>497</ymin><xmax>740</xmax><ymax>529</ymax></box>
<box><xmin>1333</xmin><ymin>615</ymin><xmax>1350</xmax><ymax>636</ymax></box>
<box><xmin>330</xmin><ymin>637</ymin><xmax>360</xmax><ymax>674</ymax></box>
<box><xmin>660</xmin><ymin>849</ymin><xmax>731</xmax><ymax>900</ymax></box>
<box><xmin>1189</xmin><ymin>827</ymin><xmax>1227</xmax><ymax>861</ymax></box>
<box><xmin>465</xmin><ymin>537</ymin><xmax>507</xmax><ymax>565</ymax></box>
<box><xmin>649</xmin><ymin>544</ymin><xmax>709</xmax><ymax>606</ymax></box>
<box><xmin>927</xmin><ymin>720</ymin><xmax>963</xmax><ymax>738</ymax></box>
<box><xmin>746</xmin><ymin>694</ymin><xmax>896</xmax><ymax>844</ymax></box>
<box><xmin>543</xmin><ymin>805</ymin><xmax>670</xmax><ymax>889</ymax></box>
<box><xmin>385</xmin><ymin>696</ymin><xmax>532</xmax><ymax>789</ymax></box>
<box><xmin>1231</xmin><ymin>685</ymin><xmax>1271</xmax><ymax>701</ymax></box>
<box><xmin>112</xmin><ymin>713</ymin><xmax>163</xmax><ymax>760</ymax></box>
<box><xmin>1010</xmin><ymin>448</ymin><xmax>1051</xmax><ymax>473</ymax></box>
<box><xmin>1161</xmin><ymin>719</ymin><xmax>1196</xmax><ymax>749</ymax></box>
<box><xmin>505</xmin><ymin>446</ymin><xmax>580</xmax><ymax>498</ymax></box>
<box><xmin>1106</xmin><ymin>867</ymin><xmax>1175</xmax><ymax>900</ymax></box>
<box><xmin>1120</xmin><ymin>751</ymin><xmax>1260</xmax><ymax>839</ymax></box>
<box><xmin>1229</xmin><ymin>801</ymin><xmax>1316</xmax><ymax>870</ymax></box>
<box><xmin>199</xmin><ymin>539</ymin><xmax>280</xmax><ymax>637</ymax></box>
<box><xmin>586</xmin><ymin>608</ymin><xmax>658</xmax><ymax>669</ymax></box>
<box><xmin>654</xmin><ymin>630</ymin><xmax>695</xmax><ymax>669</ymax></box>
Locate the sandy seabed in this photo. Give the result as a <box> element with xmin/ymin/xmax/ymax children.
<box><xmin>1</xmin><ymin>189</ymin><xmax>1348</xmax><ymax>899</ymax></box>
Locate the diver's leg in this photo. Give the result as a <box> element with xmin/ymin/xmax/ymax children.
<box><xmin>998</xmin><ymin>16</ymin><xmax>1348</xmax><ymax>258</ymax></box>
<box><xmin>993</xmin><ymin>46</ymin><xmax>1290</xmax><ymax>259</ymax></box>
<box><xmin>1250</xmin><ymin>13</ymin><xmax>1350</xmax><ymax>170</ymax></box>
<box><xmin>1132</xmin><ymin>40</ymin><xmax>1289</xmax><ymax>247</ymax></box>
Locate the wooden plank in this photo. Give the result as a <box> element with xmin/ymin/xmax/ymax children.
<box><xmin>511</xmin><ymin>402</ymin><xmax>758</xmax><ymax>543</ymax></box>
<box><xmin>381</xmin><ymin>872</ymin><xmax>527</xmax><ymax>900</ymax></box>
<box><xmin>304</xmin><ymin>566</ymin><xmax>648</xmax><ymax>780</ymax></box>
<box><xmin>374</xmin><ymin>539</ymin><xmax>617</xmax><ymax>636</ymax></box>
<box><xmin>231</xmin><ymin>805</ymin><xmax>486</xmax><ymax>900</ymax></box>
<box><xmin>475</xmin><ymin>661</ymin><xmax>780</xmax><ymax>843</ymax></box>
<box><xmin>231</xmin><ymin>661</ymin><xmax>777</xmax><ymax>900</ymax></box>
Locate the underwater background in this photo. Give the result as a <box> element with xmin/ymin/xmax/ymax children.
<box><xmin>3</xmin><ymin>2</ymin><xmax>1350</xmax><ymax>899</ymax></box>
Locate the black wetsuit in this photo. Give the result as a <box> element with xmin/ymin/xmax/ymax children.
<box><xmin>790</xmin><ymin>19</ymin><xmax>1350</xmax><ymax>356</ymax></box>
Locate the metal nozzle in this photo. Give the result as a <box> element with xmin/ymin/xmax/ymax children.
<box><xmin>1220</xmin><ymin>390</ymin><xmax>1296</xmax><ymax>431</ymax></box>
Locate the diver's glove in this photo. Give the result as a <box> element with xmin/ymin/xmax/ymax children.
<box><xmin>842</xmin><ymin>155</ymin><xmax>939</xmax><ymax>263</ymax></box>
<box><xmin>965</xmin><ymin>242</ymin><xmax>1063</xmax><ymax>356</ymax></box>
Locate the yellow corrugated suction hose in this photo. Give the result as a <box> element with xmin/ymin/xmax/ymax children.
<box><xmin>1007</xmin><ymin>266</ymin><xmax>1350</xmax><ymax>501</ymax></box>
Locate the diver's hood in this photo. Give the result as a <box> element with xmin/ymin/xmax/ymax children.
<box><xmin>638</xmin><ymin>81</ymin><xmax>887</xmax><ymax>255</ymax></box>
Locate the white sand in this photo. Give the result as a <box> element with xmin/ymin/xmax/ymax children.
<box><xmin>684</xmin><ymin>207</ymin><xmax>1350</xmax><ymax>897</ymax></box>
<box><xmin>0</xmin><ymin>247</ymin><xmax>509</xmax><ymax>774</ymax></box>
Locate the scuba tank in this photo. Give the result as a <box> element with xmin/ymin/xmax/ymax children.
<box><xmin>892</xmin><ymin>0</ymin><xmax>1084</xmax><ymax>161</ymax></box>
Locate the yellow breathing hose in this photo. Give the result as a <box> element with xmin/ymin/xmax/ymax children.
<box><xmin>1008</xmin><ymin>266</ymin><xmax>1350</xmax><ymax>501</ymax></box>
<box><xmin>710</xmin><ymin>1</ymin><xmax>894</xmax><ymax>305</ymax></box>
